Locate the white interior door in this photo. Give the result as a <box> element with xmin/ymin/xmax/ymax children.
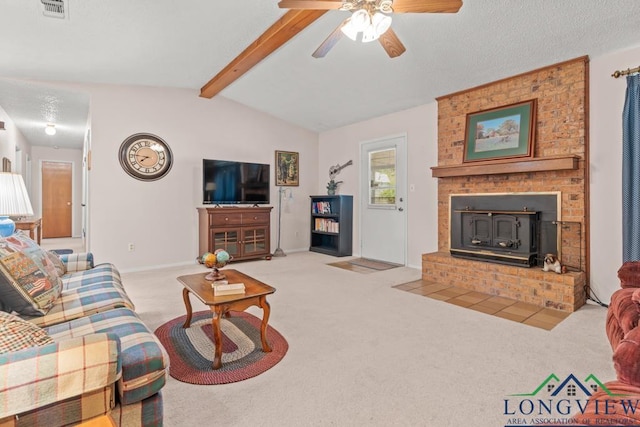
<box><xmin>360</xmin><ymin>135</ymin><xmax>407</xmax><ymax>265</ymax></box>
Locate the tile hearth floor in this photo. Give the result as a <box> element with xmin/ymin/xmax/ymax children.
<box><xmin>393</xmin><ymin>280</ymin><xmax>570</xmax><ymax>330</ymax></box>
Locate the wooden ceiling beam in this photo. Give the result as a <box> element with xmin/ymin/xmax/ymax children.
<box><xmin>200</xmin><ymin>9</ymin><xmax>327</xmax><ymax>99</ymax></box>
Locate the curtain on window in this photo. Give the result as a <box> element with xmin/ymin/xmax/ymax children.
<box><xmin>623</xmin><ymin>74</ymin><xmax>640</xmax><ymax>261</ymax></box>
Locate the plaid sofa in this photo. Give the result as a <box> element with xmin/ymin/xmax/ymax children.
<box><xmin>0</xmin><ymin>251</ymin><xmax>168</xmax><ymax>427</ymax></box>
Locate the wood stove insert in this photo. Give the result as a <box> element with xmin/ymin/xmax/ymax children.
<box><xmin>449</xmin><ymin>193</ymin><xmax>559</xmax><ymax>268</ymax></box>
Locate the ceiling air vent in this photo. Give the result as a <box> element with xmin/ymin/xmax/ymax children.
<box><xmin>41</xmin><ymin>0</ymin><xmax>67</xmax><ymax>19</ymax></box>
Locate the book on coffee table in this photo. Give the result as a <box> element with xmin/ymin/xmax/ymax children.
<box><xmin>212</xmin><ymin>281</ymin><xmax>245</xmax><ymax>296</ymax></box>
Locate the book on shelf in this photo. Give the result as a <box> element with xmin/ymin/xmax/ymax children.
<box><xmin>211</xmin><ymin>281</ymin><xmax>245</xmax><ymax>296</ymax></box>
<box><xmin>312</xmin><ymin>201</ymin><xmax>332</xmax><ymax>214</ymax></box>
<box><xmin>314</xmin><ymin>218</ymin><xmax>339</xmax><ymax>233</ymax></box>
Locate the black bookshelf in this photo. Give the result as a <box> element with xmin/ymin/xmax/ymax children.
<box><xmin>309</xmin><ymin>195</ymin><xmax>353</xmax><ymax>257</ymax></box>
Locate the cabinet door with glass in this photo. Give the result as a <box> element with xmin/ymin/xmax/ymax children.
<box><xmin>241</xmin><ymin>226</ymin><xmax>270</xmax><ymax>258</ymax></box>
<box><xmin>211</xmin><ymin>228</ymin><xmax>241</xmax><ymax>259</ymax></box>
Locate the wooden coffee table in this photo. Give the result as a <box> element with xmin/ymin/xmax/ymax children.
<box><xmin>177</xmin><ymin>269</ymin><xmax>276</xmax><ymax>370</ymax></box>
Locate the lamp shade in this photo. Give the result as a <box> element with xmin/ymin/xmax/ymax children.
<box><xmin>362</xmin><ymin>24</ymin><xmax>378</xmax><ymax>43</ymax></box>
<box><xmin>0</xmin><ymin>173</ymin><xmax>34</xmax><ymax>237</ymax></box>
<box><xmin>350</xmin><ymin>9</ymin><xmax>370</xmax><ymax>32</ymax></box>
<box><xmin>372</xmin><ymin>12</ymin><xmax>392</xmax><ymax>37</ymax></box>
<box><xmin>340</xmin><ymin>18</ymin><xmax>359</xmax><ymax>41</ymax></box>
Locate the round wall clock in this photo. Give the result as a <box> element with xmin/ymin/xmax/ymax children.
<box><xmin>118</xmin><ymin>133</ymin><xmax>173</xmax><ymax>181</ymax></box>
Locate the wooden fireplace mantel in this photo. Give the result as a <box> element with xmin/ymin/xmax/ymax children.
<box><xmin>430</xmin><ymin>155</ymin><xmax>580</xmax><ymax>178</ymax></box>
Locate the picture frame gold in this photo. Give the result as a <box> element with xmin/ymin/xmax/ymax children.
<box><xmin>275</xmin><ymin>150</ymin><xmax>299</xmax><ymax>187</ymax></box>
<box><xmin>463</xmin><ymin>99</ymin><xmax>537</xmax><ymax>163</ymax></box>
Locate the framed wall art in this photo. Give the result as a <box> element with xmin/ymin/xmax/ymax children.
<box><xmin>463</xmin><ymin>99</ymin><xmax>537</xmax><ymax>163</ymax></box>
<box><xmin>275</xmin><ymin>150</ymin><xmax>299</xmax><ymax>186</ymax></box>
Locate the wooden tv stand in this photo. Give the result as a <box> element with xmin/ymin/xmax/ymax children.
<box><xmin>197</xmin><ymin>206</ymin><xmax>273</xmax><ymax>261</ymax></box>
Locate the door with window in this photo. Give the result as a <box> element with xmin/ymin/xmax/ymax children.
<box><xmin>42</xmin><ymin>161</ymin><xmax>72</xmax><ymax>238</ymax></box>
<box><xmin>359</xmin><ymin>135</ymin><xmax>407</xmax><ymax>265</ymax></box>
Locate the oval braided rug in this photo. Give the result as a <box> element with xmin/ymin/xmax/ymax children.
<box><xmin>154</xmin><ymin>310</ymin><xmax>288</xmax><ymax>385</ymax></box>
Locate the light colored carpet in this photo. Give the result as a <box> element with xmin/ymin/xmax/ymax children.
<box><xmin>122</xmin><ymin>251</ymin><xmax>614</xmax><ymax>427</ymax></box>
<box><xmin>41</xmin><ymin>237</ymin><xmax>85</xmax><ymax>253</ymax></box>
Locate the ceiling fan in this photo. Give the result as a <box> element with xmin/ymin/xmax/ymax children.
<box><xmin>200</xmin><ymin>0</ymin><xmax>462</xmax><ymax>98</ymax></box>
<box><xmin>278</xmin><ymin>0</ymin><xmax>463</xmax><ymax>58</ymax></box>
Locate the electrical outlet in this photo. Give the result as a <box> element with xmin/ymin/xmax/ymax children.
<box><xmin>128</xmin><ymin>243</ymin><xmax>135</xmax><ymax>252</ymax></box>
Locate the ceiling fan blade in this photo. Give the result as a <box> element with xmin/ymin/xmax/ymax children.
<box><xmin>312</xmin><ymin>21</ymin><xmax>346</xmax><ymax>58</ymax></box>
<box><xmin>391</xmin><ymin>0</ymin><xmax>463</xmax><ymax>13</ymax></box>
<box><xmin>378</xmin><ymin>28</ymin><xmax>406</xmax><ymax>58</ymax></box>
<box><xmin>278</xmin><ymin>0</ymin><xmax>343</xmax><ymax>10</ymax></box>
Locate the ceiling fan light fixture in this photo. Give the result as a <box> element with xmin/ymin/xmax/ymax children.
<box><xmin>340</xmin><ymin>1</ymin><xmax>354</xmax><ymax>11</ymax></box>
<box><xmin>372</xmin><ymin>12</ymin><xmax>392</xmax><ymax>37</ymax></box>
<box><xmin>361</xmin><ymin>24</ymin><xmax>378</xmax><ymax>43</ymax></box>
<box><xmin>340</xmin><ymin>18</ymin><xmax>359</xmax><ymax>41</ymax></box>
<box><xmin>378</xmin><ymin>0</ymin><xmax>393</xmax><ymax>14</ymax></box>
<box><xmin>350</xmin><ymin>9</ymin><xmax>370</xmax><ymax>32</ymax></box>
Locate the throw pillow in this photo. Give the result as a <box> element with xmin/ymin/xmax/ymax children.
<box><xmin>45</xmin><ymin>250</ymin><xmax>67</xmax><ymax>276</ymax></box>
<box><xmin>0</xmin><ymin>311</ymin><xmax>54</xmax><ymax>353</ymax></box>
<box><xmin>0</xmin><ymin>232</ymin><xmax>63</xmax><ymax>316</ymax></box>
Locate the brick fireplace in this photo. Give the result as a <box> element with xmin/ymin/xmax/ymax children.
<box><xmin>423</xmin><ymin>57</ymin><xmax>589</xmax><ymax>312</ymax></box>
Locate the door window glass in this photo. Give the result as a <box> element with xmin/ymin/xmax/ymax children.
<box><xmin>368</xmin><ymin>148</ymin><xmax>396</xmax><ymax>206</ymax></box>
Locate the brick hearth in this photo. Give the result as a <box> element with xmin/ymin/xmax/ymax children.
<box><xmin>423</xmin><ymin>56</ymin><xmax>589</xmax><ymax>313</ymax></box>
<box><xmin>422</xmin><ymin>252</ymin><xmax>586</xmax><ymax>312</ymax></box>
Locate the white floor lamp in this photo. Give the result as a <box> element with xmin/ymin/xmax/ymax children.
<box><xmin>272</xmin><ymin>187</ymin><xmax>292</xmax><ymax>257</ymax></box>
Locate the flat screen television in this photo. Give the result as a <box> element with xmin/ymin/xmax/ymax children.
<box><xmin>202</xmin><ymin>159</ymin><xmax>270</xmax><ymax>205</ymax></box>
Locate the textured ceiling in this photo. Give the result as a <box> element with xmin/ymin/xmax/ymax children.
<box><xmin>1</xmin><ymin>0</ymin><xmax>640</xmax><ymax>149</ymax></box>
<box><xmin>0</xmin><ymin>79</ymin><xmax>89</xmax><ymax>150</ymax></box>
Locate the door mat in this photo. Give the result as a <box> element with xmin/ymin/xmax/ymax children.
<box><xmin>329</xmin><ymin>258</ymin><xmax>402</xmax><ymax>274</ymax></box>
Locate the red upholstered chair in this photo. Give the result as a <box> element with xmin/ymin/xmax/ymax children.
<box><xmin>572</xmin><ymin>262</ymin><xmax>640</xmax><ymax>425</ymax></box>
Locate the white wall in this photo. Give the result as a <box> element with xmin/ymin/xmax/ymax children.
<box><xmin>0</xmin><ymin>105</ymin><xmax>12</xmax><ymax>164</ymax></box>
<box><xmin>0</xmin><ymin>104</ymin><xmax>33</xmax><ymax>198</ymax></box>
<box><xmin>318</xmin><ymin>103</ymin><xmax>439</xmax><ymax>269</ymax></box>
<box><xmin>0</xmin><ymin>104</ymin><xmax>31</xmax><ymax>176</ymax></box>
<box><xmin>30</xmin><ymin>146</ymin><xmax>84</xmax><ymax>238</ymax></box>
<box><xmin>589</xmin><ymin>43</ymin><xmax>640</xmax><ymax>303</ymax></box>
<box><xmin>76</xmin><ymin>83</ymin><xmax>318</xmax><ymax>271</ymax></box>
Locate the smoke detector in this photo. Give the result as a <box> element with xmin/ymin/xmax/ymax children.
<box><xmin>41</xmin><ymin>0</ymin><xmax>67</xmax><ymax>19</ymax></box>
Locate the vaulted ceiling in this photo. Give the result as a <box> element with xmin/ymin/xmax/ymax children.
<box><xmin>1</xmin><ymin>0</ymin><xmax>640</xmax><ymax>149</ymax></box>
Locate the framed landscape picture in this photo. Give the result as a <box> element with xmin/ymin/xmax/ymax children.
<box><xmin>463</xmin><ymin>99</ymin><xmax>537</xmax><ymax>163</ymax></box>
<box><xmin>275</xmin><ymin>150</ymin><xmax>299</xmax><ymax>186</ymax></box>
